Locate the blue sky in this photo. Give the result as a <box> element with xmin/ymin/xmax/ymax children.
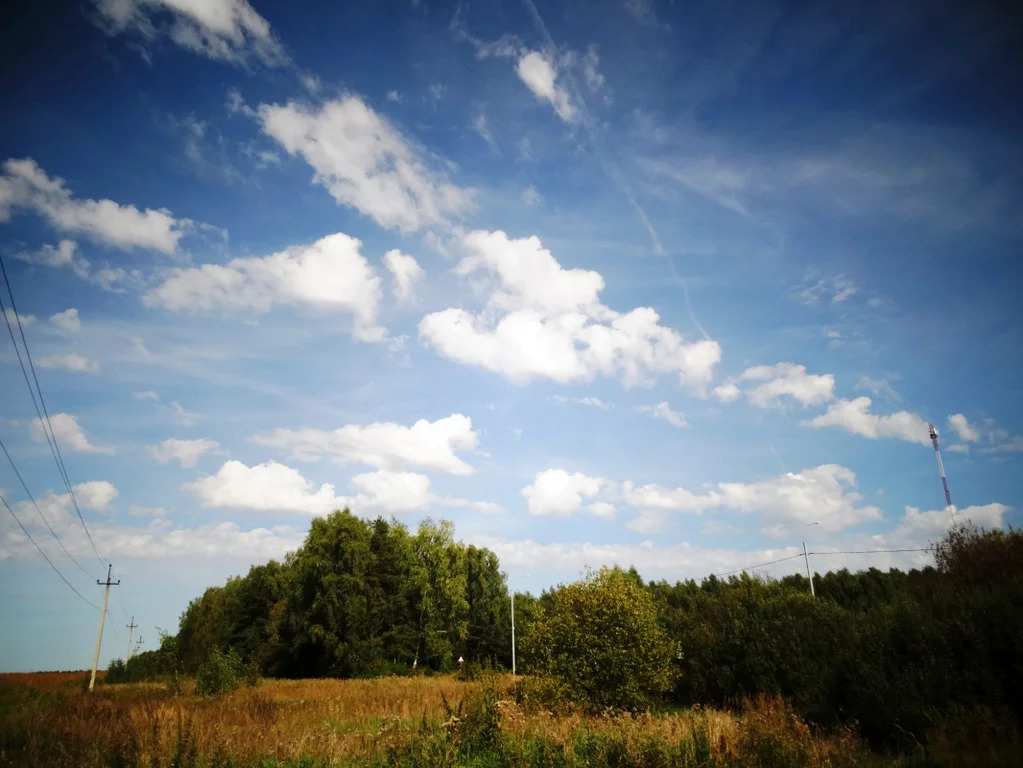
<box><xmin>1</xmin><ymin>0</ymin><xmax>1021</xmax><ymax>671</ymax></box>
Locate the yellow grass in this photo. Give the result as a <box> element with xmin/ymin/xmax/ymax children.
<box><xmin>0</xmin><ymin>674</ymin><xmax>906</xmax><ymax>767</ymax></box>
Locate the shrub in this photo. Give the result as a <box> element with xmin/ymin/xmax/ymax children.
<box><xmin>195</xmin><ymin>648</ymin><xmax>243</xmax><ymax>696</ymax></box>
<box><xmin>521</xmin><ymin>567</ymin><xmax>679</xmax><ymax>712</ymax></box>
<box><xmin>104</xmin><ymin>659</ymin><xmax>126</xmax><ymax>685</ymax></box>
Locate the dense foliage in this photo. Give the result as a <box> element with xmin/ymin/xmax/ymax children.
<box><xmin>651</xmin><ymin>523</ymin><xmax>1023</xmax><ymax>745</ymax></box>
<box><xmin>152</xmin><ymin>511</ymin><xmax>1022</xmax><ymax>749</ymax></box>
<box><xmin>174</xmin><ymin>510</ymin><xmax>511</xmax><ymax>678</ymax></box>
<box><xmin>520</xmin><ymin>566</ymin><xmax>678</xmax><ymax>712</ymax></box>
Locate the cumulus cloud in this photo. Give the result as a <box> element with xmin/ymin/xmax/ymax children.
<box><xmin>637</xmin><ymin>401</ymin><xmax>688</xmax><ymax>428</ymax></box>
<box><xmin>149</xmin><ymin>437</ymin><xmax>220</xmax><ymax>468</ymax></box>
<box><xmin>14</xmin><ymin>240</ymin><xmax>89</xmax><ymax>276</ymax></box>
<box><xmin>252</xmin><ymin>414</ymin><xmax>479</xmax><ymax>475</ymax></box>
<box><xmin>947</xmin><ymin>413</ymin><xmax>980</xmax><ymax>442</ymax></box>
<box><xmin>93</xmin><ymin>0</ymin><xmax>288</xmax><ymax>66</ymax></box>
<box><xmin>185</xmin><ymin>460</ymin><xmax>344</xmax><ymax>514</ymax></box>
<box><xmin>1</xmin><ymin>516</ymin><xmax>305</xmax><ymax>562</ymax></box>
<box><xmin>30</xmin><ymin>413</ymin><xmax>113</xmax><ymax>454</ymax></box>
<box><xmin>516</xmin><ymin>51</ymin><xmax>576</xmax><ymax>122</ymax></box>
<box><xmin>419</xmin><ymin>230</ymin><xmax>721</xmax><ymax>390</ymax></box>
<box><xmin>185</xmin><ymin>460</ymin><xmax>495</xmax><ymax>517</ymax></box>
<box><xmin>3</xmin><ymin>308</ymin><xmax>35</xmax><ymax>327</ymax></box>
<box><xmin>49</xmin><ymin>308</ymin><xmax>81</xmax><ymax>332</ymax></box>
<box><xmin>521</xmin><ymin>469</ymin><xmax>607</xmax><ymax>516</ymax></box>
<box><xmin>258</xmin><ymin>95</ymin><xmax>472</xmax><ymax>233</ymax></box>
<box><xmin>714</xmin><ymin>363</ymin><xmax>835</xmax><ymax>409</ymax></box>
<box><xmin>36</xmin><ymin>353</ymin><xmax>100</xmax><ymax>373</ymax></box>
<box><xmin>383</xmin><ymin>249</ymin><xmax>423</xmax><ymax>301</ymax></box>
<box><xmin>622</xmin><ymin>464</ymin><xmax>882</xmax><ymax>534</ymax></box>
<box><xmin>144</xmin><ymin>232</ymin><xmax>385</xmax><ymax>341</ymax></box>
<box><xmin>804</xmin><ymin>397</ymin><xmax>931</xmax><ymax>445</ymax></box>
<box><xmin>894</xmin><ymin>502</ymin><xmax>1009</xmax><ymax>541</ymax></box>
<box><xmin>10</xmin><ymin>480</ymin><xmax>118</xmax><ymax>532</ymax></box>
<box><xmin>0</xmin><ymin>159</ymin><xmax>187</xmax><ymax>253</ymax></box>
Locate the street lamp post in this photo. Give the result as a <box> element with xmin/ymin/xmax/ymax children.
<box><xmin>508</xmin><ymin>574</ymin><xmax>529</xmax><ymax>676</ymax></box>
<box><xmin>802</xmin><ymin>522</ymin><xmax>819</xmax><ymax>597</ymax></box>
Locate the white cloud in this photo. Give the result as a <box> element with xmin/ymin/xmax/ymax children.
<box><xmin>894</xmin><ymin>503</ymin><xmax>1009</xmax><ymax>541</ymax></box>
<box><xmin>169</xmin><ymin>401</ymin><xmax>200</xmax><ymax>426</ymax></box>
<box><xmin>516</xmin><ymin>51</ymin><xmax>576</xmax><ymax>122</ymax></box>
<box><xmin>13</xmin><ymin>240</ymin><xmax>89</xmax><ymax>278</ymax></box>
<box><xmin>186</xmin><ymin>460</ymin><xmax>345</xmax><ymax>514</ymax></box>
<box><xmin>946</xmin><ymin>444</ymin><xmax>970</xmax><ymax>454</ymax></box>
<box><xmin>133</xmin><ymin>390</ymin><xmax>159</xmax><ymax>401</ymax></box>
<box><xmin>49</xmin><ymin>308</ymin><xmax>81</xmax><ymax>332</ymax></box>
<box><xmin>581</xmin><ymin>46</ymin><xmax>604</xmax><ymax>91</ymax></box>
<box><xmin>469</xmin><ymin>534</ymin><xmax>808</xmax><ymax>583</ymax></box>
<box><xmin>551</xmin><ymin>394</ymin><xmax>611</xmax><ymax>409</ymax></box>
<box><xmin>0</xmin><ymin>159</ymin><xmax>187</xmax><ymax>253</ymax></box>
<box><xmin>947</xmin><ymin>413</ymin><xmax>980</xmax><ymax>442</ymax></box>
<box><xmin>715</xmin><ymin>363</ymin><xmax>835</xmax><ymax>409</ymax></box>
<box><xmin>3</xmin><ymin>308</ymin><xmax>35</xmax><ymax>328</ymax></box>
<box><xmin>522</xmin><ymin>186</ymin><xmax>541</xmax><ymax>206</ymax></box>
<box><xmin>588</xmin><ymin>501</ymin><xmax>616</xmax><ymax>518</ymax></box>
<box><xmin>711</xmin><ymin>382</ymin><xmax>741</xmax><ymax>403</ymax></box>
<box><xmin>185</xmin><ymin>459</ymin><xmax>493</xmax><ymax>517</ymax></box>
<box><xmin>383</xmin><ymin>249</ymin><xmax>423</xmax><ymax>302</ymax></box>
<box><xmin>386</xmin><ymin>90</ymin><xmax>402</xmax><ymax>103</ymax></box>
<box><xmin>36</xmin><ymin>353</ymin><xmax>100</xmax><ymax>373</ymax></box>
<box><xmin>637</xmin><ymin>401</ymin><xmax>688</xmax><ymax>428</ymax></box>
<box><xmin>149</xmin><ymin>437</ymin><xmax>220</xmax><ymax>468</ymax></box>
<box><xmin>472</xmin><ymin>113</ymin><xmax>497</xmax><ymax>150</ymax></box>
<box><xmin>521</xmin><ymin>469</ymin><xmax>606</xmax><ymax>516</ymax></box>
<box><xmin>144</xmin><ymin>232</ymin><xmax>385</xmax><ymax>342</ymax></box>
<box><xmin>419</xmin><ymin>230</ymin><xmax>721</xmax><ymax>391</ymax></box>
<box><xmin>627</xmin><ymin>509</ymin><xmax>669</xmax><ymax>534</ymax></box>
<box><xmin>10</xmin><ymin>480</ymin><xmax>118</xmax><ymax>533</ymax></box>
<box><xmin>805</xmin><ymin>397</ymin><xmax>931</xmax><ymax>445</ymax></box>
<box><xmin>30</xmin><ymin>413</ymin><xmax>113</xmax><ymax>454</ymax></box>
<box><xmin>856</xmin><ymin>375</ymin><xmax>901</xmax><ymax>403</ymax></box>
<box><xmin>258</xmin><ymin>95</ymin><xmax>472</xmax><ymax>233</ymax></box>
<box><xmin>348</xmin><ymin>469</ymin><xmax>435</xmax><ymax>513</ymax></box>
<box><xmin>93</xmin><ymin>0</ymin><xmax>288</xmax><ymax>67</ymax></box>
<box><xmin>623</xmin><ymin>464</ymin><xmax>881</xmax><ymax>534</ymax></box>
<box><xmin>252</xmin><ymin>413</ymin><xmax>479</xmax><ymax>475</ymax></box>
<box><xmin>797</xmin><ymin>273</ymin><xmax>858</xmax><ymax>305</ymax></box>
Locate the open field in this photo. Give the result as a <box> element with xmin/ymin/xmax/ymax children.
<box><xmin>2</xmin><ymin>673</ymin><xmax>1018</xmax><ymax>768</ymax></box>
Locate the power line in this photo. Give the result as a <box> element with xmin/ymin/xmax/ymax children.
<box><xmin>716</xmin><ymin>553</ymin><xmax>804</xmax><ymax>577</ymax></box>
<box><xmin>1</xmin><ymin>491</ymin><xmax>101</xmax><ymax>610</ymax></box>
<box><xmin>0</xmin><ymin>253</ymin><xmax>105</xmax><ymax>567</ymax></box>
<box><xmin>809</xmin><ymin>548</ymin><xmax>932</xmax><ymax>555</ymax></box>
<box><xmin>0</xmin><ymin>435</ymin><xmax>95</xmax><ymax>579</ymax></box>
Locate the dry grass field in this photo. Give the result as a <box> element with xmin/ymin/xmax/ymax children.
<box><xmin>0</xmin><ymin>672</ymin><xmax>1014</xmax><ymax>768</ymax></box>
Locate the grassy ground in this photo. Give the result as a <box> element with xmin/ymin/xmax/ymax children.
<box><xmin>0</xmin><ymin>672</ymin><xmax>1017</xmax><ymax>767</ymax></box>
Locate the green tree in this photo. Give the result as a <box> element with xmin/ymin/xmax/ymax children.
<box><xmin>522</xmin><ymin>566</ymin><xmax>678</xmax><ymax>711</ymax></box>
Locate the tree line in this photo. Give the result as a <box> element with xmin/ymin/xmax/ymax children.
<box><xmin>114</xmin><ymin>510</ymin><xmax>1023</xmax><ymax>746</ymax></box>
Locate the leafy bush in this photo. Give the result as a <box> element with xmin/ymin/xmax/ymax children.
<box><xmin>195</xmin><ymin>647</ymin><xmax>243</xmax><ymax>696</ymax></box>
<box><xmin>521</xmin><ymin>567</ymin><xmax>679</xmax><ymax>712</ymax></box>
<box><xmin>104</xmin><ymin>658</ymin><xmax>126</xmax><ymax>684</ymax></box>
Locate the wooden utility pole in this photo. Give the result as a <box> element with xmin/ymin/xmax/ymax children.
<box><xmin>89</xmin><ymin>564</ymin><xmax>119</xmax><ymax>691</ymax></box>
<box><xmin>125</xmin><ymin>617</ymin><xmax>137</xmax><ymax>664</ymax></box>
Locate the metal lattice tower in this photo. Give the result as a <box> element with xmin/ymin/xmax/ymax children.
<box><xmin>928</xmin><ymin>424</ymin><xmax>953</xmax><ymax>509</ymax></box>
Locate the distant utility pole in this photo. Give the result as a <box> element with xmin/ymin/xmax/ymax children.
<box><xmin>802</xmin><ymin>522</ymin><xmax>819</xmax><ymax>598</ymax></box>
<box><xmin>125</xmin><ymin>617</ymin><xmax>137</xmax><ymax>664</ymax></box>
<box><xmin>88</xmin><ymin>564</ymin><xmax>120</xmax><ymax>691</ymax></box>
<box><xmin>134</xmin><ymin>636</ymin><xmax>143</xmax><ymax>657</ymax></box>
